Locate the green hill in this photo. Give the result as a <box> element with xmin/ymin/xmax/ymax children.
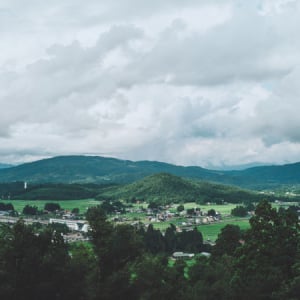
<box><xmin>0</xmin><ymin>182</ymin><xmax>116</xmax><ymax>201</ymax></box>
<box><xmin>0</xmin><ymin>155</ymin><xmax>222</xmax><ymax>184</ymax></box>
<box><xmin>0</xmin><ymin>155</ymin><xmax>300</xmax><ymax>190</ymax></box>
<box><xmin>97</xmin><ymin>173</ymin><xmax>266</xmax><ymax>204</ymax></box>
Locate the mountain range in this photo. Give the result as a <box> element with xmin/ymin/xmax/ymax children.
<box><xmin>0</xmin><ymin>155</ymin><xmax>300</xmax><ymax>190</ymax></box>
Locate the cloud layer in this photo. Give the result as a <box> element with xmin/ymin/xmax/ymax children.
<box><xmin>1</xmin><ymin>0</ymin><xmax>300</xmax><ymax>167</ymax></box>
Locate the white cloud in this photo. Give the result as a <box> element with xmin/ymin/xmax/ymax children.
<box><xmin>0</xmin><ymin>0</ymin><xmax>300</xmax><ymax>167</ymax></box>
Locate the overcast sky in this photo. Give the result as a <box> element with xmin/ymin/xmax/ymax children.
<box><xmin>1</xmin><ymin>0</ymin><xmax>300</xmax><ymax>168</ymax></box>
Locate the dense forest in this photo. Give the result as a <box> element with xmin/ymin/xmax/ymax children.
<box><xmin>0</xmin><ymin>200</ymin><xmax>300</xmax><ymax>300</ymax></box>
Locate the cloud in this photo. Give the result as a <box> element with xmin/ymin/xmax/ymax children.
<box><xmin>252</xmin><ymin>66</ymin><xmax>300</xmax><ymax>145</ymax></box>
<box><xmin>0</xmin><ymin>0</ymin><xmax>300</xmax><ymax>167</ymax></box>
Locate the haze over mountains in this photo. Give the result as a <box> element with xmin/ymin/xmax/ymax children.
<box><xmin>0</xmin><ymin>155</ymin><xmax>299</xmax><ymax>190</ymax></box>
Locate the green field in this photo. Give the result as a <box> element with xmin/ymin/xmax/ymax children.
<box><xmin>197</xmin><ymin>218</ymin><xmax>250</xmax><ymax>241</ymax></box>
<box><xmin>152</xmin><ymin>218</ymin><xmax>250</xmax><ymax>242</ymax></box>
<box><xmin>0</xmin><ymin>199</ymin><xmax>100</xmax><ymax>213</ymax></box>
<box><xmin>170</xmin><ymin>202</ymin><xmax>237</xmax><ymax>215</ymax></box>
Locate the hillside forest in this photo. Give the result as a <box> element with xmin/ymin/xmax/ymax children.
<box><xmin>0</xmin><ymin>200</ymin><xmax>300</xmax><ymax>300</ymax></box>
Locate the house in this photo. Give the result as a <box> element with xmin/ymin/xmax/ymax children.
<box><xmin>172</xmin><ymin>252</ymin><xmax>195</xmax><ymax>260</ymax></box>
<box><xmin>49</xmin><ymin>218</ymin><xmax>88</xmax><ymax>231</ymax></box>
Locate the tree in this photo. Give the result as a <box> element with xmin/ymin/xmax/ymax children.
<box><xmin>22</xmin><ymin>204</ymin><xmax>38</xmax><ymax>215</ymax></box>
<box><xmin>231</xmin><ymin>200</ymin><xmax>300</xmax><ymax>299</ymax></box>
<box><xmin>165</xmin><ymin>224</ymin><xmax>177</xmax><ymax>253</ymax></box>
<box><xmin>186</xmin><ymin>208</ymin><xmax>195</xmax><ymax>216</ymax></box>
<box><xmin>0</xmin><ymin>203</ymin><xmax>14</xmax><ymax>211</ymax></box>
<box><xmin>148</xmin><ymin>201</ymin><xmax>159</xmax><ymax>210</ymax></box>
<box><xmin>207</xmin><ymin>209</ymin><xmax>216</xmax><ymax>217</ymax></box>
<box><xmin>212</xmin><ymin>224</ymin><xmax>242</xmax><ymax>257</ymax></box>
<box><xmin>231</xmin><ymin>205</ymin><xmax>248</xmax><ymax>217</ymax></box>
<box><xmin>44</xmin><ymin>202</ymin><xmax>61</xmax><ymax>212</ymax></box>
<box><xmin>71</xmin><ymin>207</ymin><xmax>80</xmax><ymax>215</ymax></box>
<box><xmin>109</xmin><ymin>224</ymin><xmax>144</xmax><ymax>272</ymax></box>
<box><xmin>177</xmin><ymin>228</ymin><xmax>203</xmax><ymax>253</ymax></box>
<box><xmin>177</xmin><ymin>204</ymin><xmax>184</xmax><ymax>212</ymax></box>
<box><xmin>131</xmin><ymin>254</ymin><xmax>178</xmax><ymax>299</ymax></box>
<box><xmin>0</xmin><ymin>220</ymin><xmax>71</xmax><ymax>300</ymax></box>
<box><xmin>86</xmin><ymin>206</ymin><xmax>113</xmax><ymax>280</ymax></box>
<box><xmin>145</xmin><ymin>224</ymin><xmax>165</xmax><ymax>254</ymax></box>
<box><xmin>187</xmin><ymin>255</ymin><xmax>234</xmax><ymax>300</ymax></box>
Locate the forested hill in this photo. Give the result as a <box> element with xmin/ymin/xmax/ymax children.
<box><xmin>96</xmin><ymin>173</ymin><xmax>265</xmax><ymax>204</ymax></box>
<box><xmin>0</xmin><ymin>156</ymin><xmax>223</xmax><ymax>184</ymax></box>
<box><xmin>0</xmin><ymin>155</ymin><xmax>300</xmax><ymax>189</ymax></box>
<box><xmin>228</xmin><ymin>162</ymin><xmax>300</xmax><ymax>189</ymax></box>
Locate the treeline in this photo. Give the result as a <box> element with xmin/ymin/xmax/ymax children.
<box><xmin>1</xmin><ymin>201</ymin><xmax>300</xmax><ymax>299</ymax></box>
<box><xmin>0</xmin><ymin>182</ymin><xmax>25</xmax><ymax>199</ymax></box>
<box><xmin>139</xmin><ymin>223</ymin><xmax>206</xmax><ymax>254</ymax></box>
<box><xmin>0</xmin><ymin>182</ymin><xmax>116</xmax><ymax>200</ymax></box>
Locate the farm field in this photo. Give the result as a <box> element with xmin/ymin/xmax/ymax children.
<box><xmin>197</xmin><ymin>218</ymin><xmax>250</xmax><ymax>241</ymax></box>
<box><xmin>0</xmin><ymin>199</ymin><xmax>100</xmax><ymax>213</ymax></box>
<box><xmin>152</xmin><ymin>218</ymin><xmax>251</xmax><ymax>242</ymax></box>
<box><xmin>0</xmin><ymin>200</ymin><xmax>257</xmax><ymax>241</ymax></box>
<box><xmin>162</xmin><ymin>202</ymin><xmax>238</xmax><ymax>215</ymax></box>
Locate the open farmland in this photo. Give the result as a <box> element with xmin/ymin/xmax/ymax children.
<box><xmin>0</xmin><ymin>199</ymin><xmax>100</xmax><ymax>213</ymax></box>
<box><xmin>0</xmin><ymin>200</ymin><xmax>264</xmax><ymax>241</ymax></box>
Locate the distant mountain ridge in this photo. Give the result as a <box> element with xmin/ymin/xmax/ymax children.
<box><xmin>0</xmin><ymin>163</ymin><xmax>14</xmax><ymax>169</ymax></box>
<box><xmin>0</xmin><ymin>155</ymin><xmax>299</xmax><ymax>189</ymax></box>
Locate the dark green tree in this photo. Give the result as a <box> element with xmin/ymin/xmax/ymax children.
<box><xmin>231</xmin><ymin>200</ymin><xmax>300</xmax><ymax>300</ymax></box>
<box><xmin>207</xmin><ymin>209</ymin><xmax>216</xmax><ymax>216</ymax></box>
<box><xmin>177</xmin><ymin>204</ymin><xmax>185</xmax><ymax>212</ymax></box>
<box><xmin>0</xmin><ymin>220</ymin><xmax>71</xmax><ymax>300</ymax></box>
<box><xmin>231</xmin><ymin>205</ymin><xmax>248</xmax><ymax>217</ymax></box>
<box><xmin>165</xmin><ymin>224</ymin><xmax>177</xmax><ymax>253</ymax></box>
<box><xmin>212</xmin><ymin>224</ymin><xmax>242</xmax><ymax>257</ymax></box>
<box><xmin>44</xmin><ymin>202</ymin><xmax>61</xmax><ymax>212</ymax></box>
<box><xmin>22</xmin><ymin>204</ymin><xmax>38</xmax><ymax>215</ymax></box>
<box><xmin>145</xmin><ymin>224</ymin><xmax>165</xmax><ymax>254</ymax></box>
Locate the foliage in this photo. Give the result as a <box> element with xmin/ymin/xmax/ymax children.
<box><xmin>72</xmin><ymin>207</ymin><xmax>80</xmax><ymax>214</ymax></box>
<box><xmin>0</xmin><ymin>202</ymin><xmax>14</xmax><ymax>211</ymax></box>
<box><xmin>0</xmin><ymin>220</ymin><xmax>73</xmax><ymax>300</ymax></box>
<box><xmin>231</xmin><ymin>205</ymin><xmax>248</xmax><ymax>217</ymax></box>
<box><xmin>177</xmin><ymin>204</ymin><xmax>185</xmax><ymax>212</ymax></box>
<box><xmin>97</xmin><ymin>173</ymin><xmax>266</xmax><ymax>204</ymax></box>
<box><xmin>44</xmin><ymin>202</ymin><xmax>61</xmax><ymax>212</ymax></box>
<box><xmin>1</xmin><ymin>155</ymin><xmax>300</xmax><ymax>190</ymax></box>
<box><xmin>13</xmin><ymin>183</ymin><xmax>107</xmax><ymax>200</ymax></box>
<box><xmin>231</xmin><ymin>200</ymin><xmax>300</xmax><ymax>299</ymax></box>
<box><xmin>100</xmin><ymin>200</ymin><xmax>125</xmax><ymax>214</ymax></box>
<box><xmin>207</xmin><ymin>208</ymin><xmax>216</xmax><ymax>216</ymax></box>
<box><xmin>22</xmin><ymin>204</ymin><xmax>39</xmax><ymax>215</ymax></box>
<box><xmin>0</xmin><ymin>200</ymin><xmax>300</xmax><ymax>299</ymax></box>
<box><xmin>212</xmin><ymin>224</ymin><xmax>243</xmax><ymax>257</ymax></box>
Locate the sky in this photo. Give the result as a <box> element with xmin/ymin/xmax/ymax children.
<box><xmin>0</xmin><ymin>0</ymin><xmax>300</xmax><ymax>169</ymax></box>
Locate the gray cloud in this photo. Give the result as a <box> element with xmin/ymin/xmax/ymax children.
<box><xmin>0</xmin><ymin>0</ymin><xmax>300</xmax><ymax>167</ymax></box>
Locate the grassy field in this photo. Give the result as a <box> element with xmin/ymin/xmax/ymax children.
<box><xmin>197</xmin><ymin>218</ymin><xmax>250</xmax><ymax>241</ymax></box>
<box><xmin>171</xmin><ymin>202</ymin><xmax>237</xmax><ymax>215</ymax></box>
<box><xmin>152</xmin><ymin>218</ymin><xmax>251</xmax><ymax>242</ymax></box>
<box><xmin>0</xmin><ymin>199</ymin><xmax>100</xmax><ymax>213</ymax></box>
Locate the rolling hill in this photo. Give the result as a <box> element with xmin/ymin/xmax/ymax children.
<box><xmin>0</xmin><ymin>155</ymin><xmax>299</xmax><ymax>190</ymax></box>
